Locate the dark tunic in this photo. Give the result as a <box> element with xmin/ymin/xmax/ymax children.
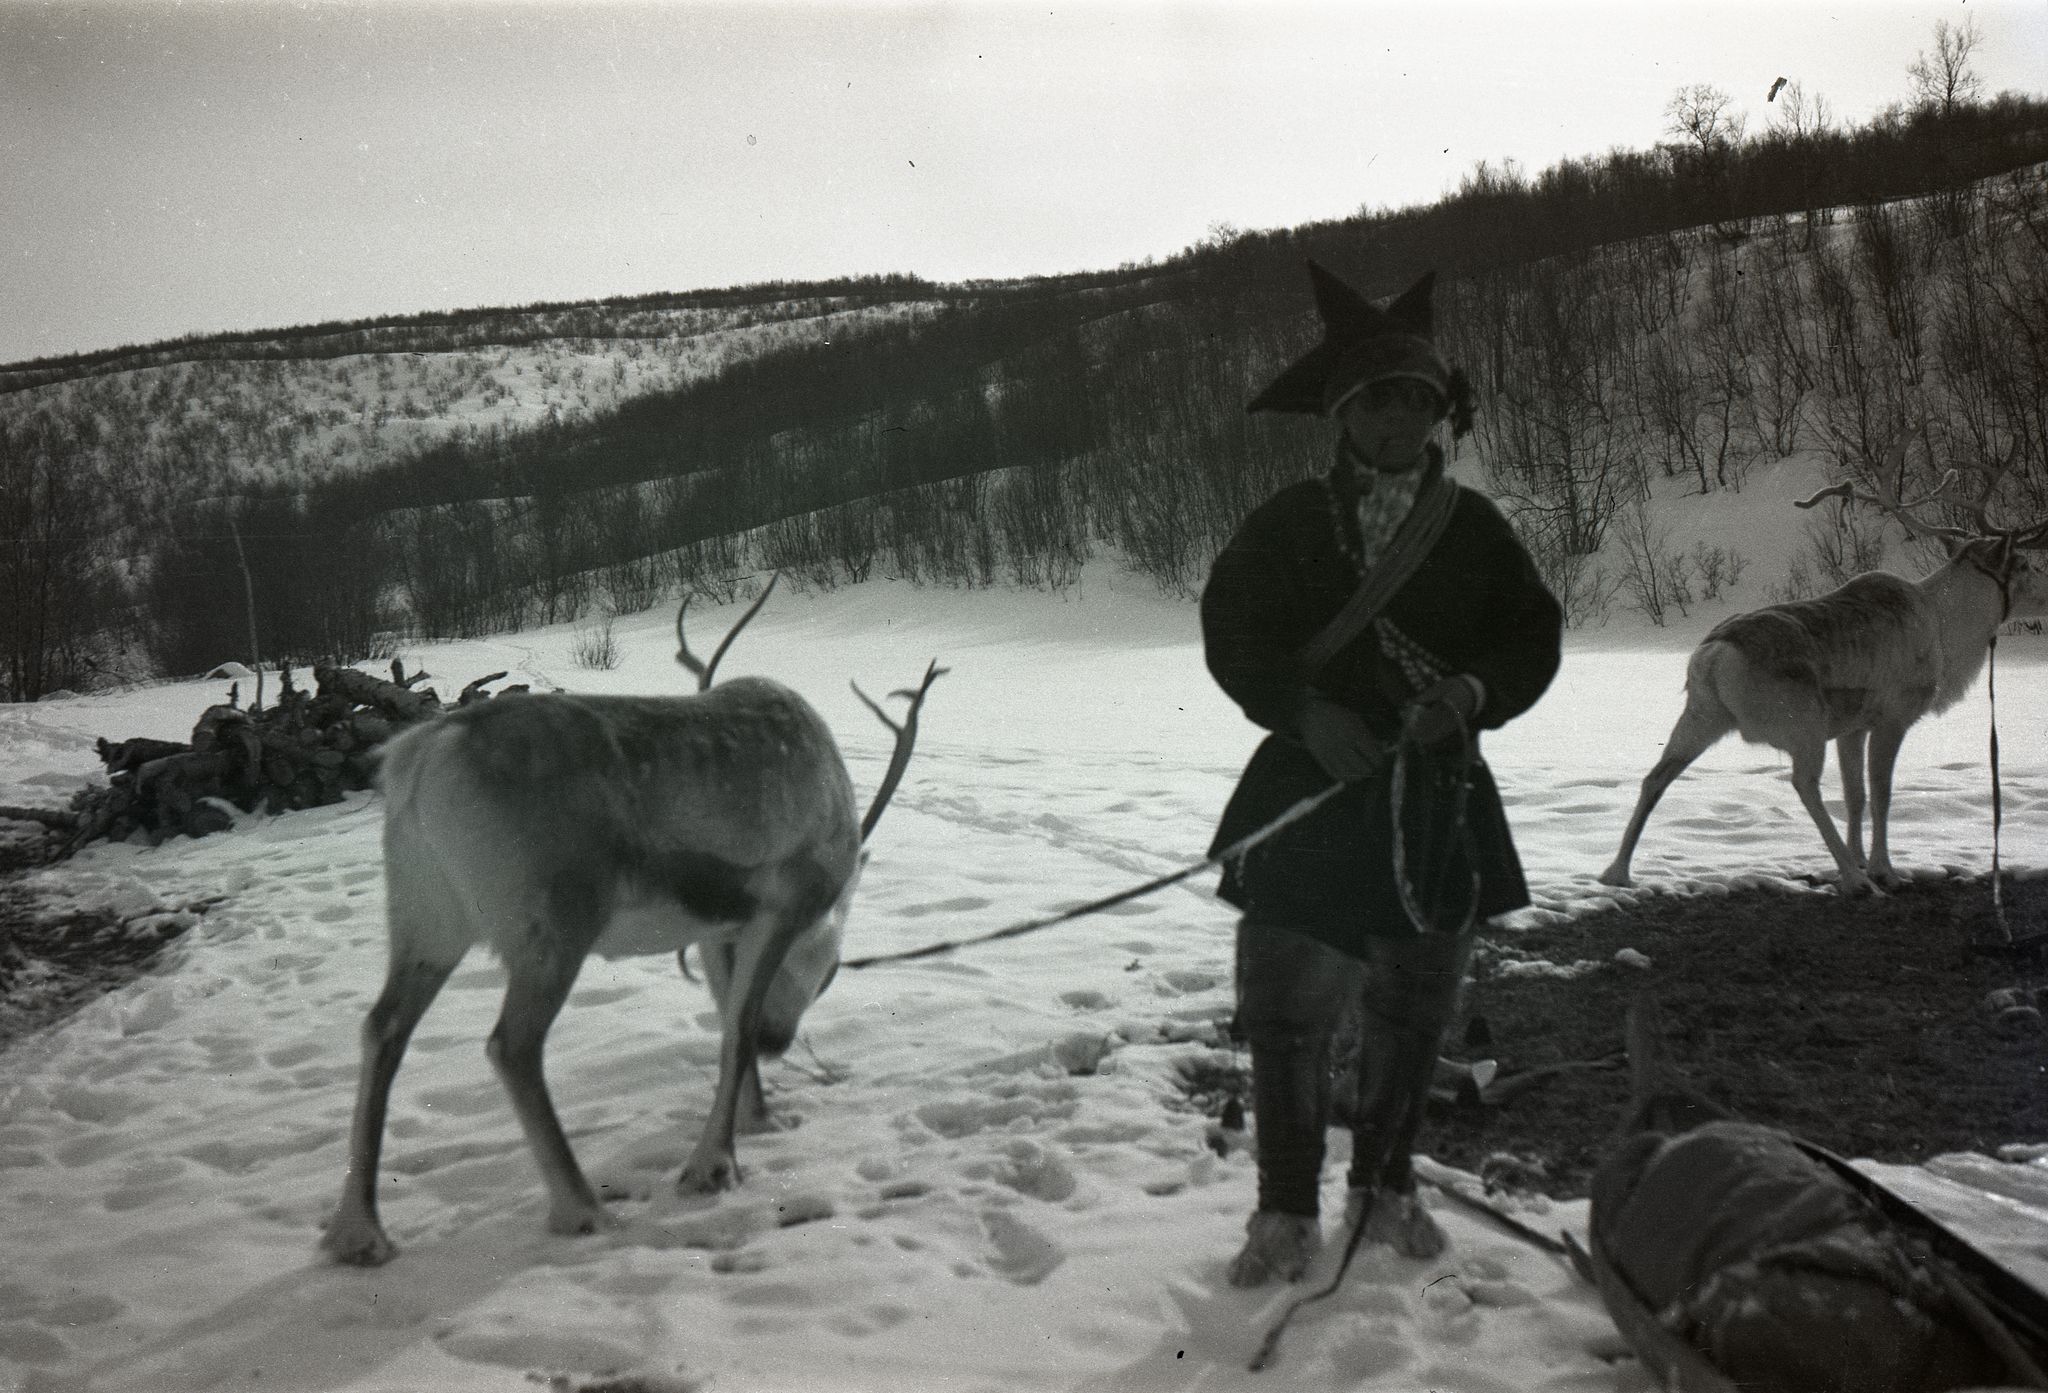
<box><xmin>1202</xmin><ymin>470</ymin><xmax>1562</xmax><ymax>956</ymax></box>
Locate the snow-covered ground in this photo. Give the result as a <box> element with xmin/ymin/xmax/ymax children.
<box><xmin>3</xmin><ymin>551</ymin><xmax>2047</xmax><ymax>1393</ymax></box>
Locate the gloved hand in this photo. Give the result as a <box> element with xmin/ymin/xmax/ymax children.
<box><xmin>1403</xmin><ymin>676</ymin><xmax>1483</xmax><ymax>748</ymax></box>
<box><xmin>1296</xmin><ymin>695</ymin><xmax>1382</xmax><ymax>780</ymax></box>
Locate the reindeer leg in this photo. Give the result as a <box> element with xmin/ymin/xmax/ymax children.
<box><xmin>694</xmin><ymin>939</ymin><xmax>773</xmax><ymax>1134</ymax></box>
<box><xmin>1601</xmin><ymin>701</ymin><xmax>1733</xmax><ymax>887</ymax></box>
<box><xmin>735</xmin><ymin>1056</ymin><xmax>771</xmax><ymax>1135</ymax></box>
<box><xmin>1836</xmin><ymin>729</ymin><xmax>1870</xmax><ymax>870</ymax></box>
<box><xmin>322</xmin><ymin>953</ymin><xmax>460</xmax><ymax>1266</ymax></box>
<box><xmin>679</xmin><ymin>861</ymin><xmax>839</xmax><ymax>1194</ymax></box>
<box><xmin>1788</xmin><ymin>740</ymin><xmax>1874</xmax><ymax>895</ymax></box>
<box><xmin>488</xmin><ymin>937</ymin><xmax>605</xmax><ymax>1235</ymax></box>
<box><xmin>1865</xmin><ymin>719</ymin><xmax>1910</xmax><ymax>886</ymax></box>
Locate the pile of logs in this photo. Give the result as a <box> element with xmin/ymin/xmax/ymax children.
<box><xmin>5</xmin><ymin>661</ymin><xmax>522</xmax><ymax>863</ymax></box>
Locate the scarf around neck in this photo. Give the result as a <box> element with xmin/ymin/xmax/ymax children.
<box><xmin>1329</xmin><ymin>440</ymin><xmax>1443</xmax><ymax>576</ymax></box>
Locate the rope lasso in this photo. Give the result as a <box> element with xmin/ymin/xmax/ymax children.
<box><xmin>838</xmin><ymin>774</ymin><xmax>1355</xmax><ymax>970</ymax></box>
<box><xmin>1391</xmin><ymin>703</ymin><xmax>1483</xmax><ymax>938</ymax></box>
<box><xmin>844</xmin><ymin>701</ymin><xmax>1486</xmax><ymax>972</ymax></box>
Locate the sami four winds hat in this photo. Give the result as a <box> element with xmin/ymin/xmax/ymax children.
<box><xmin>1247</xmin><ymin>262</ymin><xmax>1451</xmax><ymax>416</ymax></box>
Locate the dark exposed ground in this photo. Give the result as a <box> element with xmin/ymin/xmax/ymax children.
<box><xmin>0</xmin><ymin>882</ymin><xmax>199</xmax><ymax>1051</ymax></box>
<box><xmin>1417</xmin><ymin>874</ymin><xmax>2048</xmax><ymax>1198</ymax></box>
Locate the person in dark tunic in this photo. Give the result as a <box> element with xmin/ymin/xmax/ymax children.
<box><xmin>1202</xmin><ymin>262</ymin><xmax>1562</xmax><ymax>1286</ymax></box>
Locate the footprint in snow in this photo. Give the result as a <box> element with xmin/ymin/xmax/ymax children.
<box><xmin>980</xmin><ymin>1209</ymin><xmax>1064</xmax><ymax>1285</ymax></box>
<box><xmin>911</xmin><ymin>1079</ymin><xmax>1080</xmax><ymax>1139</ymax></box>
<box><xmin>262</xmin><ymin>1039</ymin><xmax>325</xmax><ymax>1068</ymax></box>
<box><xmin>0</xmin><ymin>1322</ymin><xmax>71</xmax><ymax>1365</ymax></box>
<box><xmin>47</xmin><ymin>1084</ymin><xmax>144</xmax><ymax>1127</ymax></box>
<box><xmin>181</xmin><ymin>1126</ymin><xmax>344</xmax><ymax>1174</ymax></box>
<box><xmin>633</xmin><ymin>1202</ymin><xmax>774</xmax><ymax>1253</ymax></box>
<box><xmin>55</xmin><ymin>1133</ymin><xmax>128</xmax><ymax>1168</ymax></box>
<box><xmin>829</xmin><ymin>1302</ymin><xmax>916</xmax><ymax>1337</ymax></box>
<box><xmin>436</xmin><ymin>1320</ymin><xmax>641</xmax><ymax>1379</ymax></box>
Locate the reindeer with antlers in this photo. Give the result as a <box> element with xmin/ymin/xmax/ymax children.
<box><xmin>321</xmin><ymin>579</ymin><xmax>943</xmax><ymax>1265</ymax></box>
<box><xmin>1601</xmin><ymin>431</ymin><xmax>2048</xmax><ymax>895</ymax></box>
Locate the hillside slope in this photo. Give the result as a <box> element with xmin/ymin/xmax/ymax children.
<box><xmin>4</xmin><ymin>159</ymin><xmax>2045</xmax><ymax>695</ymax></box>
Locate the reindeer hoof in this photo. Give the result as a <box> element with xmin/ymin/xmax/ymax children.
<box><xmin>677</xmin><ymin>1157</ymin><xmax>742</xmax><ymax>1195</ymax></box>
<box><xmin>546</xmin><ymin>1202</ymin><xmax>615</xmax><ymax>1236</ymax></box>
<box><xmin>320</xmin><ymin>1218</ymin><xmax>398</xmax><ymax>1268</ymax></box>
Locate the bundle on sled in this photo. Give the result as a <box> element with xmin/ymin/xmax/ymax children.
<box><xmin>1585</xmin><ymin>1000</ymin><xmax>2048</xmax><ymax>1393</ymax></box>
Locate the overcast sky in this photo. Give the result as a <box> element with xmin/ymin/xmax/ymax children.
<box><xmin>4</xmin><ymin>0</ymin><xmax>2044</xmax><ymax>366</ymax></box>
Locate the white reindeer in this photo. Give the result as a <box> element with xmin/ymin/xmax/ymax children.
<box><xmin>1601</xmin><ymin>437</ymin><xmax>2048</xmax><ymax>895</ymax></box>
<box><xmin>321</xmin><ymin>583</ymin><xmax>942</xmax><ymax>1265</ymax></box>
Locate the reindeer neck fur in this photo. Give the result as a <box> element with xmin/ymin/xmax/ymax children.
<box><xmin>1916</xmin><ymin>551</ymin><xmax>2006</xmax><ymax>715</ymax></box>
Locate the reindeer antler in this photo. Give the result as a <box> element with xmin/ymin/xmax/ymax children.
<box><xmin>1797</xmin><ymin>425</ymin><xmax>1978</xmax><ymax>545</ymax></box>
<box><xmin>1800</xmin><ymin>424</ymin><xmax>2048</xmax><ymax>562</ymax></box>
<box><xmin>1818</xmin><ymin>424</ymin><xmax>2048</xmax><ymax>549</ymax></box>
<box><xmin>1951</xmin><ymin>440</ymin><xmax>2048</xmax><ymax>546</ymax></box>
<box><xmin>852</xmin><ymin>659</ymin><xmax>948</xmax><ymax>841</ymax></box>
<box><xmin>1795</xmin><ymin>479</ymin><xmax>1977</xmax><ymax>545</ymax></box>
<box><xmin>675</xmin><ymin>573</ymin><xmax>781</xmax><ymax>691</ymax></box>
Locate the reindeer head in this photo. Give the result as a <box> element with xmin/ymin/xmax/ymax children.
<box><xmin>751</xmin><ymin>853</ymin><xmax>865</xmax><ymax>1052</ymax></box>
<box><xmin>677</xmin><ymin>577</ymin><xmax>948</xmax><ymax>1021</ymax></box>
<box><xmin>1952</xmin><ymin>530</ymin><xmax>2048</xmax><ymax>624</ymax></box>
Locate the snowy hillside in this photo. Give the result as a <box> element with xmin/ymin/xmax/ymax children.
<box><xmin>3</xmin><ymin>554</ymin><xmax>2046</xmax><ymax>1392</ymax></box>
<box><xmin>1</xmin><ymin>298</ymin><xmax>942</xmax><ymax>489</ymax></box>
